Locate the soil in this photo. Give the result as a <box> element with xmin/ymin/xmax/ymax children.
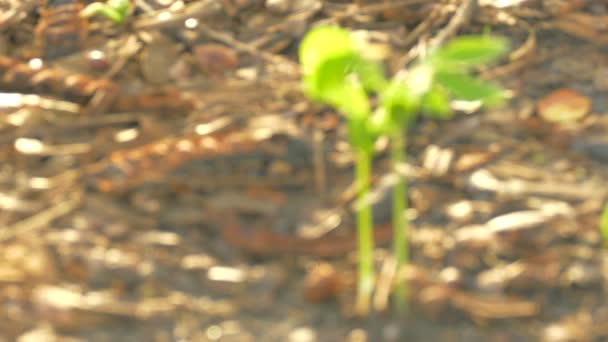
<box><xmin>1</xmin><ymin>0</ymin><xmax>608</xmax><ymax>341</ymax></box>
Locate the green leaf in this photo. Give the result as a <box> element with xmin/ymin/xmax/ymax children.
<box><xmin>368</xmin><ymin>107</ymin><xmax>393</xmax><ymax>137</ymax></box>
<box><xmin>300</xmin><ymin>26</ymin><xmax>387</xmax><ymax>95</ymax></box>
<box><xmin>351</xmin><ymin>57</ymin><xmax>387</xmax><ymax>93</ymax></box>
<box><xmin>333</xmin><ymin>79</ymin><xmax>371</xmax><ymax>122</ymax></box>
<box><xmin>299</xmin><ymin>26</ymin><xmax>368</xmax><ymax>118</ymax></box>
<box><xmin>434</xmin><ymin>72</ymin><xmax>505</xmax><ymax>107</ymax></box>
<box><xmin>299</xmin><ymin>26</ymin><xmax>375</xmax><ymax>150</ymax></box>
<box><xmin>114</xmin><ymin>0</ymin><xmax>130</xmax><ymax>11</ymax></box>
<box><xmin>81</xmin><ymin>0</ymin><xmax>130</xmax><ymax>23</ymax></box>
<box><xmin>381</xmin><ymin>80</ymin><xmax>421</xmax><ymax>127</ymax></box>
<box><xmin>112</xmin><ymin>0</ymin><xmax>130</xmax><ymax>19</ymax></box>
<box><xmin>302</xmin><ymin>55</ymin><xmax>370</xmax><ymax>119</ymax></box>
<box><xmin>421</xmin><ymin>85</ymin><xmax>451</xmax><ymax>119</ymax></box>
<box><xmin>403</xmin><ymin>64</ymin><xmax>434</xmax><ymax>98</ymax></box>
<box><xmin>432</xmin><ymin>35</ymin><xmax>509</xmax><ymax>71</ymax></box>
<box><xmin>299</xmin><ymin>26</ymin><xmax>356</xmax><ymax>78</ymax></box>
<box><xmin>302</xmin><ymin>54</ymin><xmax>353</xmax><ymax>101</ymax></box>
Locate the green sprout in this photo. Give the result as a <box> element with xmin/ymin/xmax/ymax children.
<box><xmin>299</xmin><ymin>26</ymin><xmax>508</xmax><ymax>315</ymax></box>
<box><xmin>81</xmin><ymin>0</ymin><xmax>131</xmax><ymax>24</ymax></box>
<box><xmin>388</xmin><ymin>35</ymin><xmax>508</xmax><ymax>312</ymax></box>
<box><xmin>300</xmin><ymin>27</ymin><xmax>380</xmax><ymax>315</ymax></box>
<box><xmin>601</xmin><ymin>204</ymin><xmax>608</xmax><ymax>248</ymax></box>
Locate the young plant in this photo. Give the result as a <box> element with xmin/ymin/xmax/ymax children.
<box><xmin>381</xmin><ymin>35</ymin><xmax>509</xmax><ymax>311</ymax></box>
<box><xmin>81</xmin><ymin>0</ymin><xmax>131</xmax><ymax>24</ymax></box>
<box><xmin>299</xmin><ymin>26</ymin><xmax>508</xmax><ymax>315</ymax></box>
<box><xmin>300</xmin><ymin>27</ymin><xmax>383</xmax><ymax>315</ymax></box>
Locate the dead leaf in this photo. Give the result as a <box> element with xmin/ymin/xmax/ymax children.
<box><xmin>537</xmin><ymin>88</ymin><xmax>591</xmax><ymax>124</ymax></box>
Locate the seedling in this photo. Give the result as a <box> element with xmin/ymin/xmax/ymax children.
<box><xmin>299</xmin><ymin>26</ymin><xmax>508</xmax><ymax>315</ymax></box>
<box><xmin>81</xmin><ymin>0</ymin><xmax>131</xmax><ymax>24</ymax></box>
<box><xmin>386</xmin><ymin>35</ymin><xmax>508</xmax><ymax>311</ymax></box>
<box><xmin>601</xmin><ymin>204</ymin><xmax>608</xmax><ymax>248</ymax></box>
<box><xmin>300</xmin><ymin>27</ymin><xmax>381</xmax><ymax>315</ymax></box>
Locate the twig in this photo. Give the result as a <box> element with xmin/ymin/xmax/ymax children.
<box><xmin>322</xmin><ymin>0</ymin><xmax>428</xmax><ymax>23</ymax></box>
<box><xmin>394</xmin><ymin>4</ymin><xmax>449</xmax><ymax>68</ymax></box>
<box><xmin>429</xmin><ymin>0</ymin><xmax>477</xmax><ymax>49</ymax></box>
<box><xmin>103</xmin><ymin>34</ymin><xmax>141</xmax><ymax>80</ymax></box>
<box><xmin>373</xmin><ymin>254</ymin><xmax>397</xmax><ymax>312</ymax></box>
<box><xmin>0</xmin><ymin>190</ymin><xmax>82</xmax><ymax>243</ymax></box>
<box><xmin>397</xmin><ymin>0</ymin><xmax>477</xmax><ymax>68</ymax></box>
<box><xmin>196</xmin><ymin>22</ymin><xmax>300</xmax><ymax>75</ymax></box>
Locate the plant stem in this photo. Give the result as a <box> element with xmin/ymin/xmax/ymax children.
<box><xmin>391</xmin><ymin>129</ymin><xmax>409</xmax><ymax>312</ymax></box>
<box><xmin>355</xmin><ymin>148</ymin><xmax>374</xmax><ymax>316</ymax></box>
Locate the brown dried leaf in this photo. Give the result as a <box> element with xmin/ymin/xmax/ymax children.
<box><xmin>537</xmin><ymin>88</ymin><xmax>591</xmax><ymax>124</ymax></box>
